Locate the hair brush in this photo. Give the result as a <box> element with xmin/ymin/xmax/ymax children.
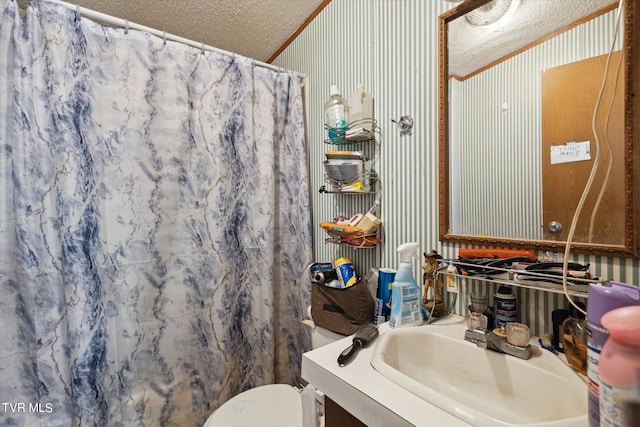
<box><xmin>337</xmin><ymin>323</ymin><xmax>379</xmax><ymax>366</ymax></box>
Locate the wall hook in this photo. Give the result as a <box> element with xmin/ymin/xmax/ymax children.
<box><xmin>391</xmin><ymin>115</ymin><xmax>414</xmax><ymax>136</ymax></box>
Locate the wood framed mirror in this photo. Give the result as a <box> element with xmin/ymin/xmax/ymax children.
<box><xmin>438</xmin><ymin>0</ymin><xmax>640</xmax><ymax>257</ymax></box>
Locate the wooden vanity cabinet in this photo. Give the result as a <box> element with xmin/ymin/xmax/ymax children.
<box><xmin>325</xmin><ymin>396</ymin><xmax>367</xmax><ymax>427</ymax></box>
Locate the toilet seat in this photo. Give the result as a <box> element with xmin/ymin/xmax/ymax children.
<box><xmin>203</xmin><ymin>384</ymin><xmax>302</xmax><ymax>427</ymax></box>
<box><xmin>203</xmin><ymin>314</ymin><xmax>344</xmax><ymax>427</ymax></box>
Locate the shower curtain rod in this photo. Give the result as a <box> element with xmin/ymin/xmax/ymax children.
<box><xmin>37</xmin><ymin>0</ymin><xmax>305</xmax><ymax>77</ymax></box>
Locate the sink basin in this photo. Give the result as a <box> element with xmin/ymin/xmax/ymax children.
<box><xmin>370</xmin><ymin>322</ymin><xmax>587</xmax><ymax>426</ymax></box>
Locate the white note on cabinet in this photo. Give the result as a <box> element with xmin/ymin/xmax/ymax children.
<box><xmin>550</xmin><ymin>141</ymin><xmax>591</xmax><ymax>165</ymax></box>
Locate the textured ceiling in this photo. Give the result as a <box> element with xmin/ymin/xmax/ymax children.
<box><xmin>68</xmin><ymin>0</ymin><xmax>617</xmax><ymax>72</ymax></box>
<box><xmin>72</xmin><ymin>0</ymin><xmax>327</xmax><ymax>63</ymax></box>
<box><xmin>449</xmin><ymin>0</ymin><xmax>618</xmax><ymax>78</ymax></box>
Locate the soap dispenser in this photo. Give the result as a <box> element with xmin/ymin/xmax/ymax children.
<box><xmin>389</xmin><ymin>242</ymin><xmax>422</xmax><ymax>328</ymax></box>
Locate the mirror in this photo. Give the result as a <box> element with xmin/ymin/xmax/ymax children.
<box><xmin>438</xmin><ymin>0</ymin><xmax>640</xmax><ymax>257</ymax></box>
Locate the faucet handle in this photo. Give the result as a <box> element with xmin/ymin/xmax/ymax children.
<box><xmin>506</xmin><ymin>322</ymin><xmax>530</xmax><ymax>347</ymax></box>
<box><xmin>467</xmin><ymin>312</ymin><xmax>488</xmax><ymax>330</ymax></box>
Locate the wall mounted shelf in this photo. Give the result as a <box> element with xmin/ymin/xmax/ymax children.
<box><xmin>436</xmin><ymin>260</ymin><xmax>603</xmax><ymax>299</ymax></box>
<box><xmin>320</xmin><ymin>118</ymin><xmax>381</xmax><ymax>248</ymax></box>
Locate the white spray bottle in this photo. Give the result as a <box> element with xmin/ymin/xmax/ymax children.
<box><xmin>389</xmin><ymin>242</ymin><xmax>423</xmax><ymax>328</ymax></box>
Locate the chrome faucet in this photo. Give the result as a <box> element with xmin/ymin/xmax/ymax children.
<box><xmin>466</xmin><ymin>327</ymin><xmax>532</xmax><ymax>360</ymax></box>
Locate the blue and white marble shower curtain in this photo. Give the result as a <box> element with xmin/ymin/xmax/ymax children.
<box><xmin>0</xmin><ymin>1</ymin><xmax>313</xmax><ymax>426</ymax></box>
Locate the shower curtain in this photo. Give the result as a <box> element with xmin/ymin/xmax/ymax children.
<box><xmin>0</xmin><ymin>1</ymin><xmax>313</xmax><ymax>426</ymax></box>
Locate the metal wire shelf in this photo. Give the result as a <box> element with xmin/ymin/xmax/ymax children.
<box><xmin>436</xmin><ymin>259</ymin><xmax>602</xmax><ymax>299</ymax></box>
<box><xmin>323</xmin><ymin>230</ymin><xmax>381</xmax><ymax>249</ymax></box>
<box><xmin>319</xmin><ymin>171</ymin><xmax>377</xmax><ymax>194</ymax></box>
<box><xmin>324</xmin><ymin>119</ymin><xmax>378</xmax><ymax>145</ymax></box>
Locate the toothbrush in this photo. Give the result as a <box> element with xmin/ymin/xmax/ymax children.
<box><xmin>539</xmin><ymin>334</ymin><xmax>559</xmax><ymax>354</ymax></box>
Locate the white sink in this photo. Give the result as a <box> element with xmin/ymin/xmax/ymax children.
<box><xmin>370</xmin><ymin>322</ymin><xmax>587</xmax><ymax>426</ymax></box>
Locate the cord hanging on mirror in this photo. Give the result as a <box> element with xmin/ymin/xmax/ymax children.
<box><xmin>391</xmin><ymin>116</ymin><xmax>413</xmax><ymax>136</ymax></box>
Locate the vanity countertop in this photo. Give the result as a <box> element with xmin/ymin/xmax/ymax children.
<box><xmin>301</xmin><ymin>315</ymin><xmax>471</xmax><ymax>427</ymax></box>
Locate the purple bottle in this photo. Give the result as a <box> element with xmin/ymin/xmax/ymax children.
<box><xmin>587</xmin><ymin>281</ymin><xmax>640</xmax><ymax>427</ymax></box>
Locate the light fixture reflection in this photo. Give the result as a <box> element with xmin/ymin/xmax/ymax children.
<box><xmin>465</xmin><ymin>0</ymin><xmax>521</xmax><ymax>26</ymax></box>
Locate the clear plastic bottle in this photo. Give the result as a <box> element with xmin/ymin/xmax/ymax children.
<box><xmin>348</xmin><ymin>83</ymin><xmax>374</xmax><ymax>132</ymax></box>
<box><xmin>325</xmin><ymin>85</ymin><xmax>349</xmax><ymax>142</ymax></box>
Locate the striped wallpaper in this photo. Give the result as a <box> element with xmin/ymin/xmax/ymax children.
<box><xmin>273</xmin><ymin>0</ymin><xmax>639</xmax><ymax>336</ymax></box>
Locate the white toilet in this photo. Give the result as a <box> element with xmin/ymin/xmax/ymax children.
<box><xmin>203</xmin><ymin>309</ymin><xmax>344</xmax><ymax>427</ymax></box>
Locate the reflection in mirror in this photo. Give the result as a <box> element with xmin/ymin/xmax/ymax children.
<box><xmin>438</xmin><ymin>0</ymin><xmax>640</xmax><ymax>257</ymax></box>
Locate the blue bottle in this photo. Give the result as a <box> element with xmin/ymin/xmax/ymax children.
<box><xmin>389</xmin><ymin>242</ymin><xmax>422</xmax><ymax>328</ymax></box>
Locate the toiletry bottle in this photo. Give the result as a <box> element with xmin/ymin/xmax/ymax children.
<box><xmin>599</xmin><ymin>306</ymin><xmax>640</xmax><ymax>427</ymax></box>
<box><xmin>561</xmin><ymin>315</ymin><xmax>588</xmax><ymax>375</ymax></box>
<box><xmin>389</xmin><ymin>242</ymin><xmax>422</xmax><ymax>328</ymax></box>
<box><xmin>348</xmin><ymin>83</ymin><xmax>374</xmax><ymax>132</ymax></box>
<box><xmin>325</xmin><ymin>85</ymin><xmax>349</xmax><ymax>142</ymax></box>
<box><xmin>494</xmin><ymin>285</ymin><xmax>517</xmax><ymax>328</ymax></box>
<box><xmin>587</xmin><ymin>282</ymin><xmax>640</xmax><ymax>427</ymax></box>
<box><xmin>374</xmin><ymin>268</ymin><xmax>395</xmax><ymax>324</ymax></box>
<box><xmin>552</xmin><ymin>308</ymin><xmax>570</xmax><ymax>353</ymax></box>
